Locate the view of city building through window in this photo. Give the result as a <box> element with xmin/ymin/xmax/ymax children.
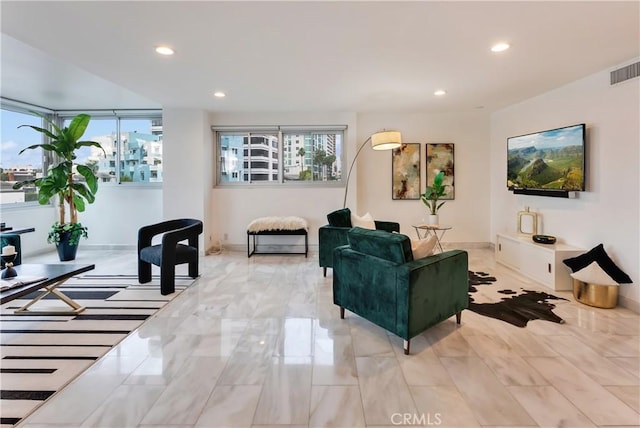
<box><xmin>61</xmin><ymin>117</ymin><xmax>163</xmax><ymax>184</ymax></box>
<box><xmin>119</xmin><ymin>118</ymin><xmax>163</xmax><ymax>183</ymax></box>
<box><xmin>0</xmin><ymin>109</ymin><xmax>45</xmax><ymax>204</ymax></box>
<box><xmin>218</xmin><ymin>130</ymin><xmax>342</xmax><ymax>184</ymax></box>
<box><xmin>1</xmin><ymin>107</ymin><xmax>162</xmax><ymax>206</ymax></box>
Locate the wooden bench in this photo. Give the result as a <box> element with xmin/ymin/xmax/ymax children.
<box><xmin>247</xmin><ymin>216</ymin><xmax>308</xmax><ymax>258</ymax></box>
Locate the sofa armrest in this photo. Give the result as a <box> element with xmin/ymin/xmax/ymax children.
<box><xmin>333</xmin><ymin>245</ymin><xmax>400</xmax><ymax>332</ymax></box>
<box><xmin>318</xmin><ymin>225</ymin><xmax>351</xmax><ymax>268</ymax></box>
<box><xmin>374</xmin><ymin>221</ymin><xmax>400</xmax><ymax>233</ymax></box>
<box><xmin>396</xmin><ymin>250</ymin><xmax>469</xmax><ymax>338</ymax></box>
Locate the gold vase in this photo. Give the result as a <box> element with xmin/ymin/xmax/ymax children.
<box><xmin>572</xmin><ymin>279</ymin><xmax>618</xmax><ymax>309</ymax></box>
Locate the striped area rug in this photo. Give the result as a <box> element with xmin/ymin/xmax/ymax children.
<box><xmin>0</xmin><ymin>274</ymin><xmax>195</xmax><ymax>427</ymax></box>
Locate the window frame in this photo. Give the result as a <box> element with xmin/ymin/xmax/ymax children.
<box><xmin>1</xmin><ymin>100</ymin><xmax>163</xmax><ymax>210</ymax></box>
<box><xmin>214</xmin><ymin>125</ymin><xmax>346</xmax><ymax>187</ymax></box>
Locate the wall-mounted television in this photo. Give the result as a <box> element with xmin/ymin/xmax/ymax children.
<box><xmin>507</xmin><ymin>123</ymin><xmax>586</xmax><ymax>197</ymax></box>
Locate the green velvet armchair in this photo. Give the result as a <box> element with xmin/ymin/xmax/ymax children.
<box><xmin>333</xmin><ymin>227</ymin><xmax>469</xmax><ymax>355</ymax></box>
<box><xmin>319</xmin><ymin>208</ymin><xmax>399</xmax><ymax>276</ymax></box>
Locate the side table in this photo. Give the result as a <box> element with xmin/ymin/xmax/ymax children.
<box><xmin>411</xmin><ymin>224</ymin><xmax>452</xmax><ymax>253</ymax></box>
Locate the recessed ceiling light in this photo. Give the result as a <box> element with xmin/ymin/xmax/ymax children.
<box><xmin>155</xmin><ymin>46</ymin><xmax>174</xmax><ymax>56</ymax></box>
<box><xmin>491</xmin><ymin>42</ymin><xmax>510</xmax><ymax>53</ymax></box>
<box><xmin>213</xmin><ymin>91</ymin><xmax>226</xmax><ymax>98</ymax></box>
<box><xmin>434</xmin><ymin>90</ymin><xmax>447</xmax><ymax>96</ymax></box>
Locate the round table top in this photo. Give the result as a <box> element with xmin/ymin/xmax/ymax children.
<box><xmin>412</xmin><ymin>224</ymin><xmax>452</xmax><ymax>231</ymax></box>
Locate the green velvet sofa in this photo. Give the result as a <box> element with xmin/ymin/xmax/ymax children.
<box><xmin>333</xmin><ymin>227</ymin><xmax>469</xmax><ymax>355</ymax></box>
<box><xmin>319</xmin><ymin>208</ymin><xmax>399</xmax><ymax>276</ymax></box>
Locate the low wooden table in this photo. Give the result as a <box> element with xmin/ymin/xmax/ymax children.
<box><xmin>0</xmin><ymin>263</ymin><xmax>95</xmax><ymax>314</ymax></box>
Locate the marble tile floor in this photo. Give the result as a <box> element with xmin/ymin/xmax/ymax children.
<box><xmin>6</xmin><ymin>247</ymin><xmax>640</xmax><ymax>428</ymax></box>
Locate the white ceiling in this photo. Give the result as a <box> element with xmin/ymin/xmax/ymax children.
<box><xmin>1</xmin><ymin>1</ymin><xmax>638</xmax><ymax>113</ymax></box>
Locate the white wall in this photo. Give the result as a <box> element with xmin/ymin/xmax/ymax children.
<box><xmin>80</xmin><ymin>186</ymin><xmax>163</xmax><ymax>246</ymax></box>
<box><xmin>163</xmin><ymin>108</ymin><xmax>212</xmax><ymax>251</ymax></box>
<box><xmin>208</xmin><ymin>110</ymin><xmax>490</xmax><ymax>249</ymax></box>
<box><xmin>1</xmin><ymin>185</ymin><xmax>163</xmax><ymax>255</ymax></box>
<box><xmin>356</xmin><ymin>111</ymin><xmax>491</xmax><ymax>242</ymax></box>
<box><xmin>490</xmin><ymin>59</ymin><xmax>640</xmax><ymax>310</ymax></box>
<box><xmin>0</xmin><ymin>204</ymin><xmax>55</xmax><ymax>255</ymax></box>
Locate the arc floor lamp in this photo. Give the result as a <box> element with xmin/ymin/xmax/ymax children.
<box><xmin>343</xmin><ymin>130</ymin><xmax>402</xmax><ymax>208</ymax></box>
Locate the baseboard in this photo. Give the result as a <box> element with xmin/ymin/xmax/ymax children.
<box><xmin>441</xmin><ymin>242</ymin><xmax>492</xmax><ymax>250</ymax></box>
<box><xmin>84</xmin><ymin>244</ymin><xmax>137</xmax><ymax>251</ymax></box>
<box><xmin>618</xmin><ymin>294</ymin><xmax>640</xmax><ymax>314</ymax></box>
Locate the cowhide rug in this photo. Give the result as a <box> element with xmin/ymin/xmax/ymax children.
<box><xmin>468</xmin><ymin>271</ymin><xmax>567</xmax><ymax>327</ymax></box>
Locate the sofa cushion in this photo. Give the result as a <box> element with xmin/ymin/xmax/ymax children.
<box><xmin>569</xmin><ymin>261</ymin><xmax>620</xmax><ymax>286</ymax></box>
<box><xmin>563</xmin><ymin>243</ymin><xmax>632</xmax><ymax>284</ymax></box>
<box><xmin>411</xmin><ymin>235</ymin><xmax>438</xmax><ymax>259</ymax></box>
<box><xmin>351</xmin><ymin>212</ymin><xmax>376</xmax><ymax>229</ymax></box>
<box><xmin>347</xmin><ymin>227</ymin><xmax>413</xmax><ymax>265</ymax></box>
<box><xmin>327</xmin><ymin>208</ymin><xmax>352</xmax><ymax>227</ymax></box>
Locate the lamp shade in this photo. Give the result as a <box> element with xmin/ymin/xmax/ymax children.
<box><xmin>371</xmin><ymin>130</ymin><xmax>402</xmax><ymax>150</ymax></box>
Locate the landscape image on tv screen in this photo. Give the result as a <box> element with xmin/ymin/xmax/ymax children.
<box><xmin>507</xmin><ymin>124</ymin><xmax>585</xmax><ymax>191</ymax></box>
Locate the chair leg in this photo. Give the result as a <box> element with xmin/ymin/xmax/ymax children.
<box><xmin>404</xmin><ymin>339</ymin><xmax>410</xmax><ymax>355</ymax></box>
<box><xmin>323</xmin><ymin>267</ymin><xmax>327</xmax><ymax>277</ymax></box>
<box><xmin>138</xmin><ymin>260</ymin><xmax>152</xmax><ymax>284</ymax></box>
<box><xmin>188</xmin><ymin>259</ymin><xmax>199</xmax><ymax>279</ymax></box>
<box><xmin>340</xmin><ymin>307</ymin><xmax>345</xmax><ymax>319</ymax></box>
<box><xmin>160</xmin><ymin>264</ymin><xmax>176</xmax><ymax>295</ymax></box>
<box><xmin>456</xmin><ymin>311</ymin><xmax>462</xmax><ymax>324</ymax></box>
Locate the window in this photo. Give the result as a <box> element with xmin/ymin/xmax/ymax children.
<box><xmin>63</xmin><ymin>117</ymin><xmax>117</xmax><ymax>183</ymax></box>
<box><xmin>61</xmin><ymin>113</ymin><xmax>162</xmax><ymax>184</ymax></box>
<box><xmin>283</xmin><ymin>132</ymin><xmax>341</xmax><ymax>182</ymax></box>
<box><xmin>1</xmin><ymin>103</ymin><xmax>161</xmax><ymax>207</ymax></box>
<box><xmin>0</xmin><ymin>108</ymin><xmax>45</xmax><ymax>205</ymax></box>
<box><xmin>119</xmin><ymin>118</ymin><xmax>163</xmax><ymax>183</ymax></box>
<box><xmin>219</xmin><ymin>132</ymin><xmax>279</xmax><ymax>183</ymax></box>
<box><xmin>216</xmin><ymin>127</ymin><xmax>344</xmax><ymax>185</ymax></box>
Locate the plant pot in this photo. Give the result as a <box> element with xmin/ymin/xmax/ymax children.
<box><xmin>56</xmin><ymin>232</ymin><xmax>79</xmax><ymax>261</ymax></box>
<box><xmin>428</xmin><ymin>214</ymin><xmax>439</xmax><ymax>226</ymax></box>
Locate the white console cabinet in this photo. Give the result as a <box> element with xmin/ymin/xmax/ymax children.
<box><xmin>495</xmin><ymin>233</ymin><xmax>584</xmax><ymax>291</ymax></box>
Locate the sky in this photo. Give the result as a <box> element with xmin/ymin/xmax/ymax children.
<box><xmin>1</xmin><ymin>110</ymin><xmax>153</xmax><ymax>169</ymax></box>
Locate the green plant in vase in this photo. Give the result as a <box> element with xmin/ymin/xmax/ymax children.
<box><xmin>13</xmin><ymin>113</ymin><xmax>105</xmax><ymax>261</ymax></box>
<box><xmin>421</xmin><ymin>171</ymin><xmax>448</xmax><ymax>224</ymax></box>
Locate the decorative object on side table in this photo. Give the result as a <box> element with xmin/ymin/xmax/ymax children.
<box><xmin>12</xmin><ymin>113</ymin><xmax>105</xmax><ymax>261</ymax></box>
<box><xmin>1</xmin><ymin>245</ymin><xmax>17</xmax><ymax>279</ymax></box>
<box><xmin>517</xmin><ymin>206</ymin><xmax>538</xmax><ymax>236</ymax></box>
<box><xmin>421</xmin><ymin>170</ymin><xmax>448</xmax><ymax>225</ymax></box>
<box><xmin>533</xmin><ymin>234</ymin><xmax>556</xmax><ymax>244</ymax></box>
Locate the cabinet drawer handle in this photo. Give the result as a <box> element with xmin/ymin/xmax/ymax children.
<box><xmin>499</xmin><ymin>243</ymin><xmax>501</xmax><ymax>251</ymax></box>
<box><xmin>548</xmin><ymin>263</ymin><xmax>552</xmax><ymax>273</ymax></box>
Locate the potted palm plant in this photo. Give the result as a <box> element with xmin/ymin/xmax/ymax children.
<box><xmin>13</xmin><ymin>113</ymin><xmax>105</xmax><ymax>261</ymax></box>
<box><xmin>421</xmin><ymin>171</ymin><xmax>448</xmax><ymax>225</ymax></box>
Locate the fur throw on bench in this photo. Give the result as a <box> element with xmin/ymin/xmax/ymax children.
<box><xmin>247</xmin><ymin>216</ymin><xmax>309</xmax><ymax>232</ymax></box>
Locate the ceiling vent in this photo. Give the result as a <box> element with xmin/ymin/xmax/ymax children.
<box><xmin>610</xmin><ymin>61</ymin><xmax>639</xmax><ymax>85</ymax></box>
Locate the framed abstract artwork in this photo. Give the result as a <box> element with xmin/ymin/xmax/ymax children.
<box><xmin>392</xmin><ymin>143</ymin><xmax>421</xmax><ymax>200</ymax></box>
<box><xmin>426</xmin><ymin>143</ymin><xmax>455</xmax><ymax>200</ymax></box>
